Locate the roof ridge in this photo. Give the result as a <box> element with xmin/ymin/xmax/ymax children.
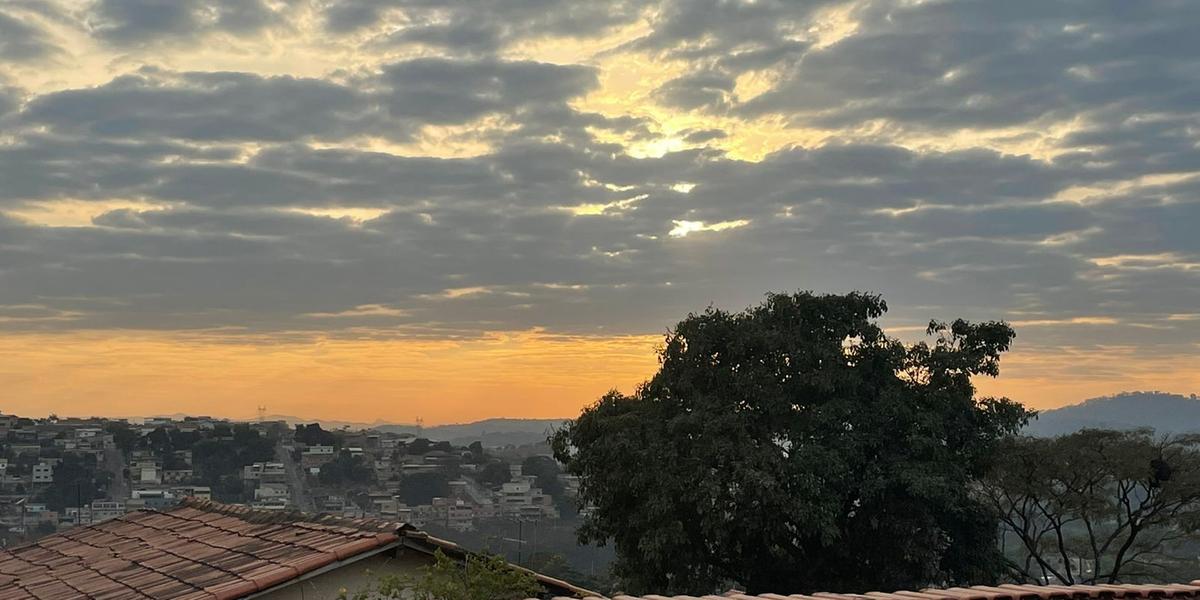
<box><xmin>555</xmin><ymin>583</ymin><xmax>1200</xmax><ymax>600</ymax></box>
<box><xmin>177</xmin><ymin>496</ymin><xmax>407</xmax><ymax>533</ymax></box>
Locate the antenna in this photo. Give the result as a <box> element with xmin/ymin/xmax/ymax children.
<box><xmin>257</xmin><ymin>406</ymin><xmax>267</xmax><ymax>422</ymax></box>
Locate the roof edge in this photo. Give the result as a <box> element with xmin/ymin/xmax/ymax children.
<box><xmin>178</xmin><ymin>496</ymin><xmax>407</xmax><ymax>534</ymax></box>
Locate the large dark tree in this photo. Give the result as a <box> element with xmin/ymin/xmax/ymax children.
<box><xmin>551</xmin><ymin>292</ymin><xmax>1030</xmax><ymax>594</ymax></box>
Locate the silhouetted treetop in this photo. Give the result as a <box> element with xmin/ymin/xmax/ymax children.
<box><xmin>553</xmin><ymin>291</ymin><xmax>1030</xmax><ymax>594</ymax></box>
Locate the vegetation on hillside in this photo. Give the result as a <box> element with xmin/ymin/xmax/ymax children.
<box><xmin>338</xmin><ymin>549</ymin><xmax>541</xmax><ymax>600</ymax></box>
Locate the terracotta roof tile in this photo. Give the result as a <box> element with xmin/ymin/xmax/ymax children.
<box><xmin>565</xmin><ymin>585</ymin><xmax>1200</xmax><ymax>600</ymax></box>
<box><xmin>0</xmin><ymin>498</ymin><xmax>404</xmax><ymax>599</ymax></box>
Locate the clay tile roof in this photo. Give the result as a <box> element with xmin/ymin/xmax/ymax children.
<box><xmin>0</xmin><ymin>498</ymin><xmax>405</xmax><ymax>600</ymax></box>
<box><xmin>542</xmin><ymin>584</ymin><xmax>1200</xmax><ymax>600</ymax></box>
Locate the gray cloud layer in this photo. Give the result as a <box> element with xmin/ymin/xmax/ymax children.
<box><xmin>87</xmin><ymin>0</ymin><xmax>283</xmax><ymax>44</ymax></box>
<box><xmin>0</xmin><ymin>0</ymin><xmax>1198</xmax><ymax>358</ymax></box>
<box><xmin>0</xmin><ymin>9</ymin><xmax>57</xmax><ymax>61</ymax></box>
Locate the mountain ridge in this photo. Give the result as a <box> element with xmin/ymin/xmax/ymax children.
<box><xmin>142</xmin><ymin>391</ymin><xmax>1200</xmax><ymax>442</ymax></box>
<box><xmin>1025</xmin><ymin>391</ymin><xmax>1200</xmax><ymax>436</ymax></box>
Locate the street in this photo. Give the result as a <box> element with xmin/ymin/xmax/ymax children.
<box><xmin>275</xmin><ymin>445</ymin><xmax>316</xmax><ymax>512</ymax></box>
<box><xmin>102</xmin><ymin>447</ymin><xmax>128</xmax><ymax>501</ymax></box>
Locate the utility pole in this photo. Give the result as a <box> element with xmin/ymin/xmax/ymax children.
<box><xmin>530</xmin><ymin>519</ymin><xmax>537</xmax><ymax>561</ymax></box>
<box><xmin>15</xmin><ymin>499</ymin><xmax>25</xmax><ymax>537</ymax></box>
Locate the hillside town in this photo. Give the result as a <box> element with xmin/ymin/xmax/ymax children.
<box><xmin>0</xmin><ymin>413</ymin><xmax>577</xmax><ymax>546</ymax></box>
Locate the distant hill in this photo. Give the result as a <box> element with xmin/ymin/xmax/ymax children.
<box><xmin>1025</xmin><ymin>391</ymin><xmax>1200</xmax><ymax>436</ymax></box>
<box><xmin>257</xmin><ymin>415</ymin><xmax>567</xmax><ymax>447</ymax></box>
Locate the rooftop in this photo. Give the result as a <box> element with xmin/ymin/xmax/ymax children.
<box><xmin>0</xmin><ymin>498</ymin><xmax>593</xmax><ymax>600</ymax></box>
<box><xmin>10</xmin><ymin>499</ymin><xmax>1192</xmax><ymax>600</ymax></box>
<box><xmin>552</xmin><ymin>583</ymin><xmax>1200</xmax><ymax>600</ymax></box>
<box><xmin>0</xmin><ymin>498</ymin><xmax>406</xmax><ymax>599</ymax></box>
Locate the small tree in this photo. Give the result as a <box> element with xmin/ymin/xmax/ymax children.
<box><xmin>339</xmin><ymin>549</ymin><xmax>542</xmax><ymax>600</ymax></box>
<box><xmin>982</xmin><ymin>429</ymin><xmax>1200</xmax><ymax>584</ymax></box>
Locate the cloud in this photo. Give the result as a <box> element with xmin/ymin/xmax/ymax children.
<box><xmin>0</xmin><ymin>132</ymin><xmax>1155</xmax><ymax>340</ymax></box>
<box><xmin>633</xmin><ymin>0</ymin><xmax>1200</xmax><ymax>150</ymax></box>
<box><xmin>20</xmin><ymin>68</ymin><xmax>391</xmax><ymax>142</ymax></box>
<box><xmin>0</xmin><ymin>9</ymin><xmax>59</xmax><ymax>61</ymax></box>
<box><xmin>0</xmin><ymin>83</ymin><xmax>21</xmax><ymax>117</ymax></box>
<box><xmin>87</xmin><ymin>0</ymin><xmax>283</xmax><ymax>44</ymax></box>
<box><xmin>378</xmin><ymin>58</ymin><xmax>598</xmax><ymax>124</ymax></box>
<box><xmin>630</xmin><ymin>0</ymin><xmax>829</xmax><ymax>59</ymax></box>
<box><xmin>326</xmin><ymin>0</ymin><xmax>643</xmax><ymax>52</ymax></box>
<box><xmin>681</xmin><ymin>128</ymin><xmax>727</xmax><ymax>144</ymax></box>
<box><xmin>656</xmin><ymin>70</ymin><xmax>736</xmax><ymax>111</ymax></box>
<box><xmin>17</xmin><ymin>59</ymin><xmax>598</xmax><ymax>145</ymax></box>
<box><xmin>0</xmin><ymin>0</ymin><xmax>1197</xmax><ymax>392</ymax></box>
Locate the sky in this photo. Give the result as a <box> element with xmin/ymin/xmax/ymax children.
<box><xmin>0</xmin><ymin>0</ymin><xmax>1198</xmax><ymax>423</ymax></box>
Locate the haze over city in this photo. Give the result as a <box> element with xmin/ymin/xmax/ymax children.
<box><xmin>2</xmin><ymin>0</ymin><xmax>1199</xmax><ymax>422</ymax></box>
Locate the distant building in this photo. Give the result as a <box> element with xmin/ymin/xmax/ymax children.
<box><xmin>254</xmin><ymin>482</ymin><xmax>291</xmax><ymax>502</ymax></box>
<box><xmin>243</xmin><ymin>462</ymin><xmax>287</xmax><ymax>483</ymax></box>
<box><xmin>368</xmin><ymin>492</ymin><xmax>400</xmax><ymax>518</ymax></box>
<box><xmin>32</xmin><ymin>463</ymin><xmax>53</xmax><ymax>484</ymax></box>
<box><xmin>301</xmin><ymin>445</ymin><xmax>336</xmax><ymax>468</ymax></box>
<box><xmin>76</xmin><ymin>427</ymin><xmax>102</xmax><ymax>439</ymax></box>
<box><xmin>136</xmin><ymin>464</ymin><xmax>161</xmax><ymax>485</ymax></box>
<box><xmin>163</xmin><ymin>468</ymin><xmax>193</xmax><ymax>483</ymax></box>
<box><xmin>497</xmin><ymin>478</ymin><xmax>558</xmax><ymax>519</ymax></box>
<box><xmin>171</xmin><ymin>485</ymin><xmax>212</xmax><ymax>500</ymax></box>
<box><xmin>128</xmin><ymin>489</ymin><xmax>176</xmax><ymax>510</ymax></box>
<box><xmin>90</xmin><ymin>500</ymin><xmax>126</xmax><ymax>523</ymax></box>
<box><xmin>429</xmin><ymin>497</ymin><xmax>475</xmax><ymax>531</ymax></box>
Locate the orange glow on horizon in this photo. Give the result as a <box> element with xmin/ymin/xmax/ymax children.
<box><xmin>1</xmin><ymin>331</ymin><xmax>1193</xmax><ymax>423</ymax></box>
<box><xmin>0</xmin><ymin>330</ymin><xmax>660</xmax><ymax>425</ymax></box>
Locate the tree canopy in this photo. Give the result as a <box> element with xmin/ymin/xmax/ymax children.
<box><xmin>521</xmin><ymin>455</ymin><xmax>564</xmax><ymax>498</ymax></box>
<box><xmin>983</xmin><ymin>429</ymin><xmax>1200</xmax><ymax>584</ymax></box>
<box><xmin>551</xmin><ymin>291</ymin><xmax>1030</xmax><ymax>594</ymax></box>
<box><xmin>294</xmin><ymin>423</ymin><xmax>337</xmax><ymax>447</ymax></box>
<box><xmin>36</xmin><ymin>453</ymin><xmax>106</xmax><ymax>512</ymax></box>
<box><xmin>317</xmin><ymin>451</ymin><xmax>374</xmax><ymax>487</ymax></box>
<box><xmin>192</xmin><ymin>424</ymin><xmax>276</xmax><ymax>501</ymax></box>
<box><xmin>399</xmin><ymin>470</ymin><xmax>452</xmax><ymax>506</ymax></box>
<box><xmin>477</xmin><ymin>461</ymin><xmax>513</xmax><ymax>488</ymax></box>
